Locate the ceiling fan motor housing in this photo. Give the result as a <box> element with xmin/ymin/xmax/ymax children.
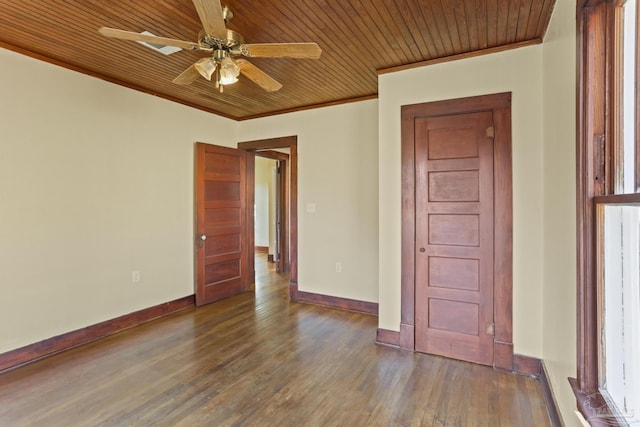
<box><xmin>198</xmin><ymin>29</ymin><xmax>244</xmax><ymax>53</ymax></box>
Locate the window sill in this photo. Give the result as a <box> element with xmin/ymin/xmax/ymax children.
<box><xmin>569</xmin><ymin>378</ymin><xmax>626</xmax><ymax>426</ymax></box>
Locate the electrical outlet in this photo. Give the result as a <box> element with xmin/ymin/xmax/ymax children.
<box><xmin>132</xmin><ymin>270</ymin><xmax>141</xmax><ymax>283</ymax></box>
<box><xmin>335</xmin><ymin>262</ymin><xmax>342</xmax><ymax>273</ymax></box>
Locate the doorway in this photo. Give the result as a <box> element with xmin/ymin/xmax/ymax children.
<box><xmin>238</xmin><ymin>136</ymin><xmax>299</xmax><ymax>300</ymax></box>
<box><xmin>254</xmin><ymin>152</ymin><xmax>288</xmax><ymax>275</ymax></box>
<box><xmin>400</xmin><ymin>93</ymin><xmax>514</xmax><ymax>370</ymax></box>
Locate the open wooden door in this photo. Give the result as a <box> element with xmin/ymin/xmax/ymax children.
<box><xmin>272</xmin><ymin>158</ymin><xmax>287</xmax><ymax>273</ymax></box>
<box><xmin>195</xmin><ymin>143</ymin><xmax>250</xmax><ymax>306</ymax></box>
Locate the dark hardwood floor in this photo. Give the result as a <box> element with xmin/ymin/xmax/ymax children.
<box><xmin>0</xmin><ymin>255</ymin><xmax>551</xmax><ymax>426</ymax></box>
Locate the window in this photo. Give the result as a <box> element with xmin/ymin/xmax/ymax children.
<box><xmin>616</xmin><ymin>0</ymin><xmax>639</xmax><ymax>194</ymax></box>
<box><xmin>576</xmin><ymin>0</ymin><xmax>640</xmax><ymax>426</ymax></box>
<box><xmin>596</xmin><ymin>198</ymin><xmax>640</xmax><ymax>425</ymax></box>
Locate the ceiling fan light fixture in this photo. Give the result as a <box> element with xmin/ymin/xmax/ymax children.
<box><xmin>219</xmin><ymin>56</ymin><xmax>240</xmax><ymax>85</ymax></box>
<box><xmin>195</xmin><ymin>57</ymin><xmax>216</xmax><ymax>81</ymax></box>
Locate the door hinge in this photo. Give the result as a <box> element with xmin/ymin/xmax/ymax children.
<box><xmin>486</xmin><ymin>126</ymin><xmax>495</xmax><ymax>138</ymax></box>
<box><xmin>486</xmin><ymin>322</ymin><xmax>495</xmax><ymax>336</ymax></box>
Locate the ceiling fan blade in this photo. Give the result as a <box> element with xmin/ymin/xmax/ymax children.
<box><xmin>99</xmin><ymin>27</ymin><xmax>199</xmax><ymax>51</ymax></box>
<box><xmin>172</xmin><ymin>64</ymin><xmax>201</xmax><ymax>85</ymax></box>
<box><xmin>239</xmin><ymin>43</ymin><xmax>322</xmax><ymax>59</ymax></box>
<box><xmin>192</xmin><ymin>0</ymin><xmax>227</xmax><ymax>39</ymax></box>
<box><xmin>236</xmin><ymin>59</ymin><xmax>283</xmax><ymax>92</ymax></box>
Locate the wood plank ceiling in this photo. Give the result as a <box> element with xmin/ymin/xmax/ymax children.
<box><xmin>0</xmin><ymin>0</ymin><xmax>556</xmax><ymax>120</ymax></box>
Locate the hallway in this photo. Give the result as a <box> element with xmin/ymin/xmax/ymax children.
<box><xmin>0</xmin><ymin>254</ymin><xmax>551</xmax><ymax>426</ymax></box>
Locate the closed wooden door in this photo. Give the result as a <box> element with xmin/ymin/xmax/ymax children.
<box><xmin>414</xmin><ymin>111</ymin><xmax>495</xmax><ymax>366</ymax></box>
<box><xmin>195</xmin><ymin>143</ymin><xmax>249</xmax><ymax>306</ymax></box>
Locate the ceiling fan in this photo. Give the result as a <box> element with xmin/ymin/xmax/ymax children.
<box><xmin>98</xmin><ymin>0</ymin><xmax>322</xmax><ymax>93</ymax></box>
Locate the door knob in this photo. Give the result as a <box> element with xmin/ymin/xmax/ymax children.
<box><xmin>198</xmin><ymin>234</ymin><xmax>206</xmax><ymax>248</ymax></box>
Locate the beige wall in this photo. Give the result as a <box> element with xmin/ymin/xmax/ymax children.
<box><xmin>254</xmin><ymin>156</ymin><xmax>272</xmax><ymax>247</ymax></box>
<box><xmin>0</xmin><ymin>48</ymin><xmax>238</xmax><ymax>353</ymax></box>
<box><xmin>378</xmin><ymin>46</ymin><xmax>545</xmax><ymax>358</ymax></box>
<box><xmin>239</xmin><ymin>101</ymin><xmax>379</xmax><ymax>303</ymax></box>
<box><xmin>541</xmin><ymin>0</ymin><xmax>579</xmax><ymax>425</ymax></box>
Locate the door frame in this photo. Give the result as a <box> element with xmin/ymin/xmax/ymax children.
<box><xmin>400</xmin><ymin>92</ymin><xmax>514</xmax><ymax>370</ymax></box>
<box><xmin>238</xmin><ymin>136</ymin><xmax>298</xmax><ymax>300</ymax></box>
